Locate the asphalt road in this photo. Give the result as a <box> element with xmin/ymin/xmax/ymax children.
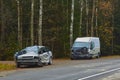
<box><xmin>0</xmin><ymin>57</ymin><xmax>120</xmax><ymax>80</ymax></box>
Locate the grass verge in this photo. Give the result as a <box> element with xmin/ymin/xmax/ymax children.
<box><xmin>0</xmin><ymin>63</ymin><xmax>16</xmax><ymax>71</ymax></box>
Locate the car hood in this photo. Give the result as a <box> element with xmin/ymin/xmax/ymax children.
<box><xmin>18</xmin><ymin>52</ymin><xmax>38</xmax><ymax>58</ymax></box>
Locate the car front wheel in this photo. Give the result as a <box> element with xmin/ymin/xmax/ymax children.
<box><xmin>16</xmin><ymin>62</ymin><xmax>20</xmax><ymax>68</ymax></box>
<box><xmin>48</xmin><ymin>57</ymin><xmax>52</xmax><ymax>65</ymax></box>
<box><xmin>37</xmin><ymin>59</ymin><xmax>43</xmax><ymax>67</ymax></box>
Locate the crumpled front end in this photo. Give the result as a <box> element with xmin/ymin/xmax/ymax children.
<box><xmin>71</xmin><ymin>47</ymin><xmax>92</xmax><ymax>59</ymax></box>
<box><xmin>16</xmin><ymin>52</ymin><xmax>40</xmax><ymax>65</ymax></box>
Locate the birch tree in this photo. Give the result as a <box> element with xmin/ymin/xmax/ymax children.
<box><xmin>91</xmin><ymin>0</ymin><xmax>95</xmax><ymax>36</ymax></box>
<box><xmin>95</xmin><ymin>0</ymin><xmax>98</xmax><ymax>36</ymax></box>
<box><xmin>16</xmin><ymin>0</ymin><xmax>22</xmax><ymax>49</ymax></box>
<box><xmin>38</xmin><ymin>0</ymin><xmax>43</xmax><ymax>45</ymax></box>
<box><xmin>70</xmin><ymin>0</ymin><xmax>74</xmax><ymax>48</ymax></box>
<box><xmin>31</xmin><ymin>0</ymin><xmax>34</xmax><ymax>45</ymax></box>
<box><xmin>79</xmin><ymin>0</ymin><xmax>83</xmax><ymax>36</ymax></box>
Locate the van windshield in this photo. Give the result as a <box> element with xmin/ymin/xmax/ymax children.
<box><xmin>73</xmin><ymin>42</ymin><xmax>89</xmax><ymax>48</ymax></box>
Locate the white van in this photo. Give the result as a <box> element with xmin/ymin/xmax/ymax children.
<box><xmin>71</xmin><ymin>37</ymin><xmax>100</xmax><ymax>59</ymax></box>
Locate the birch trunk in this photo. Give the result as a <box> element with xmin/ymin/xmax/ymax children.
<box><xmin>79</xmin><ymin>0</ymin><xmax>83</xmax><ymax>36</ymax></box>
<box><xmin>70</xmin><ymin>0</ymin><xmax>74</xmax><ymax>48</ymax></box>
<box><xmin>38</xmin><ymin>0</ymin><xmax>43</xmax><ymax>45</ymax></box>
<box><xmin>91</xmin><ymin>0</ymin><xmax>95</xmax><ymax>36</ymax></box>
<box><xmin>31</xmin><ymin>0</ymin><xmax>34</xmax><ymax>45</ymax></box>
<box><xmin>16</xmin><ymin>0</ymin><xmax>22</xmax><ymax>49</ymax></box>
<box><xmin>95</xmin><ymin>0</ymin><xmax>98</xmax><ymax>36</ymax></box>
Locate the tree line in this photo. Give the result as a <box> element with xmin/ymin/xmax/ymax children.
<box><xmin>0</xmin><ymin>0</ymin><xmax>120</xmax><ymax>60</ymax></box>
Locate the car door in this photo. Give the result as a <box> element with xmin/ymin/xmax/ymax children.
<box><xmin>39</xmin><ymin>47</ymin><xmax>50</xmax><ymax>63</ymax></box>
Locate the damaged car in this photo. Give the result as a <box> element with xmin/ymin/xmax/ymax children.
<box><xmin>14</xmin><ymin>46</ymin><xmax>53</xmax><ymax>68</ymax></box>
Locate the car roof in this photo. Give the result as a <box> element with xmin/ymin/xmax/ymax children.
<box><xmin>38</xmin><ymin>46</ymin><xmax>45</xmax><ymax>48</ymax></box>
<box><xmin>75</xmin><ymin>37</ymin><xmax>99</xmax><ymax>42</ymax></box>
<box><xmin>25</xmin><ymin>45</ymin><xmax>45</xmax><ymax>49</ymax></box>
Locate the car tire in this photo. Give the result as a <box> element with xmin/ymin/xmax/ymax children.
<box><xmin>38</xmin><ymin>59</ymin><xmax>43</xmax><ymax>67</ymax></box>
<box><xmin>16</xmin><ymin>62</ymin><xmax>20</xmax><ymax>68</ymax></box>
<box><xmin>48</xmin><ymin>57</ymin><xmax>52</xmax><ymax>65</ymax></box>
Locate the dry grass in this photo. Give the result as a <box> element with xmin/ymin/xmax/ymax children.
<box><xmin>102</xmin><ymin>55</ymin><xmax>120</xmax><ymax>59</ymax></box>
<box><xmin>0</xmin><ymin>55</ymin><xmax>120</xmax><ymax>71</ymax></box>
<box><xmin>0</xmin><ymin>63</ymin><xmax>16</xmax><ymax>71</ymax></box>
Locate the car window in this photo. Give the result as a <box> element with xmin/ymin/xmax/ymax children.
<box><xmin>38</xmin><ymin>48</ymin><xmax>44</xmax><ymax>54</ymax></box>
<box><xmin>45</xmin><ymin>47</ymin><xmax>50</xmax><ymax>52</ymax></box>
<box><xmin>41</xmin><ymin>47</ymin><xmax>47</xmax><ymax>53</ymax></box>
<box><xmin>39</xmin><ymin>47</ymin><xmax>50</xmax><ymax>54</ymax></box>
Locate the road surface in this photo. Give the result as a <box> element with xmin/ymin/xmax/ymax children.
<box><xmin>0</xmin><ymin>57</ymin><xmax>120</xmax><ymax>80</ymax></box>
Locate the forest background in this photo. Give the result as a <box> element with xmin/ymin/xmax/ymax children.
<box><xmin>0</xmin><ymin>0</ymin><xmax>120</xmax><ymax>60</ymax></box>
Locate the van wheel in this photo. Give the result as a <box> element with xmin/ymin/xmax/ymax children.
<box><xmin>96</xmin><ymin>54</ymin><xmax>100</xmax><ymax>58</ymax></box>
<box><xmin>89</xmin><ymin>55</ymin><xmax>94</xmax><ymax>59</ymax></box>
<box><xmin>71</xmin><ymin>57</ymin><xmax>75</xmax><ymax>60</ymax></box>
<box><xmin>70</xmin><ymin>55</ymin><xmax>75</xmax><ymax>60</ymax></box>
<box><xmin>89</xmin><ymin>56</ymin><xmax>92</xmax><ymax>59</ymax></box>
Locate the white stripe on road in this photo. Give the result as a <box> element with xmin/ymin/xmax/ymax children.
<box><xmin>78</xmin><ymin>68</ymin><xmax>120</xmax><ymax>80</ymax></box>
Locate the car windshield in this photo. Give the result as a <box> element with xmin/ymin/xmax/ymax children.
<box><xmin>73</xmin><ymin>42</ymin><xmax>90</xmax><ymax>48</ymax></box>
<box><xmin>24</xmin><ymin>46</ymin><xmax>39</xmax><ymax>53</ymax></box>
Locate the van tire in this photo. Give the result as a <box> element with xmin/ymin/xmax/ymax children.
<box><xmin>90</xmin><ymin>55</ymin><xmax>96</xmax><ymax>59</ymax></box>
<box><xmin>71</xmin><ymin>58</ymin><xmax>73</xmax><ymax>60</ymax></box>
<box><xmin>96</xmin><ymin>53</ymin><xmax>100</xmax><ymax>58</ymax></box>
<box><xmin>96</xmin><ymin>55</ymin><xmax>99</xmax><ymax>58</ymax></box>
<box><xmin>71</xmin><ymin>57</ymin><xmax>75</xmax><ymax>60</ymax></box>
<box><xmin>89</xmin><ymin>56</ymin><xmax>93</xmax><ymax>59</ymax></box>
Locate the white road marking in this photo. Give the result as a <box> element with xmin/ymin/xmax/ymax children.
<box><xmin>78</xmin><ymin>68</ymin><xmax>120</xmax><ymax>80</ymax></box>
